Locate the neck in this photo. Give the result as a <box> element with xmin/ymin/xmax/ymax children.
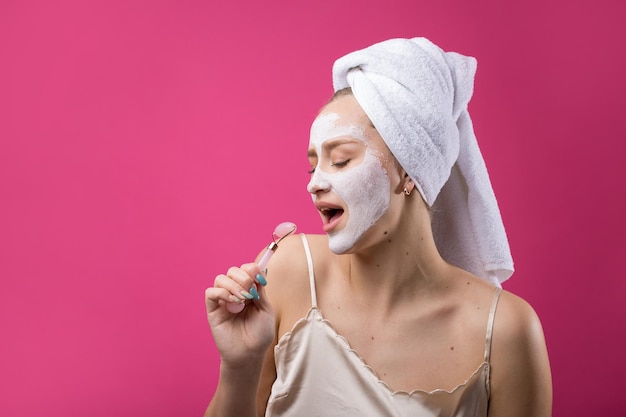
<box><xmin>338</xmin><ymin>203</ymin><xmax>451</xmax><ymax>314</ymax></box>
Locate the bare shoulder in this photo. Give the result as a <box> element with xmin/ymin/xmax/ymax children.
<box><xmin>262</xmin><ymin>234</ymin><xmax>309</xmax><ymax>309</ymax></box>
<box><xmin>493</xmin><ymin>290</ymin><xmax>543</xmax><ymax>332</ymax></box>
<box><xmin>488</xmin><ymin>290</ymin><xmax>553</xmax><ymax>417</ymax></box>
<box><xmin>262</xmin><ymin>234</ymin><xmax>329</xmax><ymax>335</ymax></box>
<box><xmin>262</xmin><ymin>233</ymin><xmax>310</xmax><ymax>283</ymax></box>
<box><xmin>492</xmin><ymin>290</ymin><xmax>549</xmax><ymax>358</ymax></box>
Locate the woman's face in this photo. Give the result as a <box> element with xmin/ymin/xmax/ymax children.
<box><xmin>307</xmin><ymin>95</ymin><xmax>396</xmax><ymax>253</ymax></box>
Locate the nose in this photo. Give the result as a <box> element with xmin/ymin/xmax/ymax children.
<box><xmin>307</xmin><ymin>169</ymin><xmax>331</xmax><ymax>194</ymax></box>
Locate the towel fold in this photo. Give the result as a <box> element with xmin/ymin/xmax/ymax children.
<box><xmin>332</xmin><ymin>37</ymin><xmax>513</xmax><ymax>286</ymax></box>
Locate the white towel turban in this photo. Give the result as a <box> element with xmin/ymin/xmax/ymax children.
<box><xmin>332</xmin><ymin>37</ymin><xmax>513</xmax><ymax>286</ymax></box>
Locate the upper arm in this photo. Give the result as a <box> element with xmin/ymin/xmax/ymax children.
<box><xmin>488</xmin><ymin>291</ymin><xmax>553</xmax><ymax>417</ymax></box>
<box><xmin>256</xmin><ymin>341</ymin><xmax>277</xmax><ymax>417</ymax></box>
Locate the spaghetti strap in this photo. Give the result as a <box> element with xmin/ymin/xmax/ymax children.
<box><xmin>300</xmin><ymin>234</ymin><xmax>317</xmax><ymax>308</ymax></box>
<box><xmin>484</xmin><ymin>287</ymin><xmax>502</xmax><ymax>363</ymax></box>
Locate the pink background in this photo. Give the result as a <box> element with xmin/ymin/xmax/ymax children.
<box><xmin>1</xmin><ymin>0</ymin><xmax>624</xmax><ymax>416</ymax></box>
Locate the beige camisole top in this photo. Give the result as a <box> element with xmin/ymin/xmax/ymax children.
<box><xmin>265</xmin><ymin>234</ymin><xmax>502</xmax><ymax>417</ymax></box>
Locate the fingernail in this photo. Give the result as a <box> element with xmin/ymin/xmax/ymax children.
<box><xmin>249</xmin><ymin>286</ymin><xmax>260</xmax><ymax>300</ymax></box>
<box><xmin>256</xmin><ymin>273</ymin><xmax>267</xmax><ymax>286</ymax></box>
<box><xmin>240</xmin><ymin>290</ymin><xmax>254</xmax><ymax>300</ymax></box>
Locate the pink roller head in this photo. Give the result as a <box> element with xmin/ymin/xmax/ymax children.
<box><xmin>257</xmin><ymin>222</ymin><xmax>297</xmax><ymax>270</ymax></box>
<box><xmin>272</xmin><ymin>222</ymin><xmax>297</xmax><ymax>243</ymax></box>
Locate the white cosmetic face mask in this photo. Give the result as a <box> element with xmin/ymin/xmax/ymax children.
<box><xmin>307</xmin><ymin>113</ymin><xmax>390</xmax><ymax>253</ymax></box>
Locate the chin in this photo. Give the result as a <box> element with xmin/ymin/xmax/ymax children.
<box><xmin>327</xmin><ymin>228</ymin><xmax>372</xmax><ymax>255</ymax></box>
<box><xmin>328</xmin><ymin>238</ymin><xmax>354</xmax><ymax>254</ymax></box>
<box><xmin>327</xmin><ymin>231</ymin><xmax>360</xmax><ymax>254</ymax></box>
<box><xmin>328</xmin><ymin>222</ymin><xmax>389</xmax><ymax>255</ymax></box>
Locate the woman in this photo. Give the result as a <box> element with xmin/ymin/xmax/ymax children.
<box><xmin>204</xmin><ymin>38</ymin><xmax>552</xmax><ymax>416</ymax></box>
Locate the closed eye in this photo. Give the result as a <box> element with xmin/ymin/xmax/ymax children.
<box><xmin>331</xmin><ymin>159</ymin><xmax>350</xmax><ymax>168</ymax></box>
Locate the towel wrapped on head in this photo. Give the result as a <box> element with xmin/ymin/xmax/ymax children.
<box><xmin>332</xmin><ymin>37</ymin><xmax>513</xmax><ymax>286</ymax></box>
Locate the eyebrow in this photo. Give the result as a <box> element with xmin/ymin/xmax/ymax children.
<box><xmin>310</xmin><ymin>137</ymin><xmax>363</xmax><ymax>154</ymax></box>
<box><xmin>308</xmin><ymin>137</ymin><xmax>363</xmax><ymax>158</ymax></box>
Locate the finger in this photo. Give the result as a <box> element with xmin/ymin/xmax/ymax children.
<box><xmin>225</xmin><ymin>301</ymin><xmax>246</xmax><ymax>314</ymax></box>
<box><xmin>215</xmin><ymin>272</ymin><xmax>255</xmax><ymax>301</ymax></box>
<box><xmin>247</xmin><ymin>282</ymin><xmax>274</xmax><ymax>315</ymax></box>
<box><xmin>224</xmin><ymin>267</ymin><xmax>258</xmax><ymax>299</ymax></box>
<box><xmin>240</xmin><ymin>262</ymin><xmax>268</xmax><ymax>288</ymax></box>
<box><xmin>205</xmin><ymin>286</ymin><xmax>242</xmax><ymax>314</ymax></box>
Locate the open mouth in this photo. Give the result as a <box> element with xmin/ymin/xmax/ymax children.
<box><xmin>320</xmin><ymin>207</ymin><xmax>344</xmax><ymax>224</ymax></box>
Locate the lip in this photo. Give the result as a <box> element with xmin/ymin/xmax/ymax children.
<box><xmin>315</xmin><ymin>201</ymin><xmax>345</xmax><ymax>233</ymax></box>
<box><xmin>323</xmin><ymin>214</ymin><xmax>343</xmax><ymax>233</ymax></box>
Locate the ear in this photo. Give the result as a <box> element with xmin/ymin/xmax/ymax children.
<box><xmin>402</xmin><ymin>172</ymin><xmax>415</xmax><ymax>196</ymax></box>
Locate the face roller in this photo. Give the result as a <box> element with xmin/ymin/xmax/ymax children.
<box><xmin>226</xmin><ymin>222</ymin><xmax>297</xmax><ymax>313</ymax></box>
<box><xmin>256</xmin><ymin>222</ymin><xmax>297</xmax><ymax>270</ymax></box>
